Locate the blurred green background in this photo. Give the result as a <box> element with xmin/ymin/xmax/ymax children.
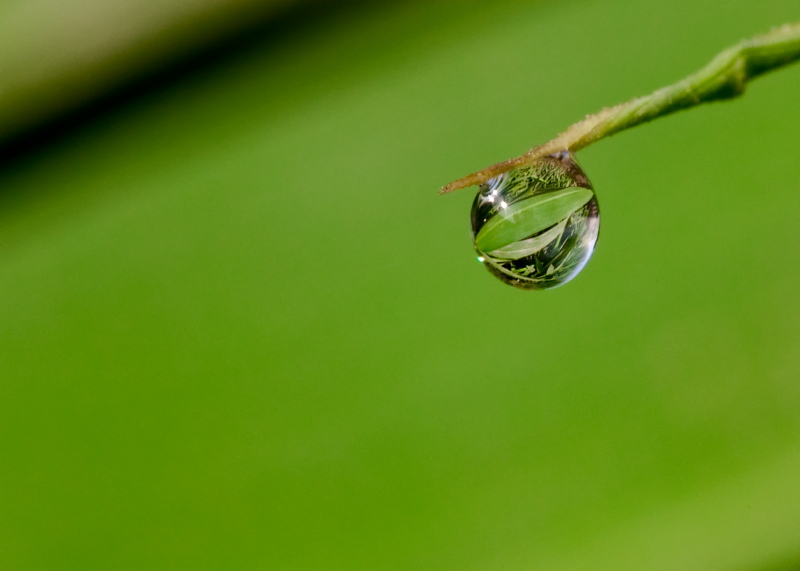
<box><xmin>1</xmin><ymin>1</ymin><xmax>800</xmax><ymax>569</ymax></box>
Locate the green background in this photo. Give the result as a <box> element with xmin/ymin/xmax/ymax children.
<box><xmin>2</xmin><ymin>1</ymin><xmax>800</xmax><ymax>569</ymax></box>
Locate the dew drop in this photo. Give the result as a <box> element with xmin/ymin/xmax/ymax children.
<box><xmin>470</xmin><ymin>152</ymin><xmax>600</xmax><ymax>290</ymax></box>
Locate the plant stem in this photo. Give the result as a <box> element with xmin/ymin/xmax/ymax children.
<box><xmin>441</xmin><ymin>22</ymin><xmax>800</xmax><ymax>194</ymax></box>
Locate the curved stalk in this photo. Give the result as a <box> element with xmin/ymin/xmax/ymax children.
<box><xmin>441</xmin><ymin>22</ymin><xmax>800</xmax><ymax>194</ymax></box>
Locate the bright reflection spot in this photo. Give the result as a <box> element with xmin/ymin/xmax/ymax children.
<box><xmin>477</xmin><ymin>256</ymin><xmax>485</xmax><ymax>262</ymax></box>
<box><xmin>500</xmin><ymin>201</ymin><xmax>508</xmax><ymax>209</ymax></box>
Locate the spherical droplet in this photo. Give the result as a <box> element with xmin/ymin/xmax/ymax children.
<box><xmin>470</xmin><ymin>152</ymin><xmax>600</xmax><ymax>290</ymax></box>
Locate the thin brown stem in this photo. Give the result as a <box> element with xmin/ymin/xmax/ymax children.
<box><xmin>441</xmin><ymin>22</ymin><xmax>800</xmax><ymax>194</ymax></box>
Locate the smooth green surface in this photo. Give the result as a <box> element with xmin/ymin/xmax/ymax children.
<box><xmin>475</xmin><ymin>187</ymin><xmax>592</xmax><ymax>252</ymax></box>
<box><xmin>1</xmin><ymin>1</ymin><xmax>800</xmax><ymax>569</ymax></box>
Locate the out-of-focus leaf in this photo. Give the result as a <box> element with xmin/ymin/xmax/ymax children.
<box><xmin>2</xmin><ymin>1</ymin><xmax>800</xmax><ymax>570</ymax></box>
<box><xmin>0</xmin><ymin>0</ymin><xmax>305</xmax><ymax>143</ymax></box>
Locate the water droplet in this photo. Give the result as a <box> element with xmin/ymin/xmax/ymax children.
<box><xmin>470</xmin><ymin>152</ymin><xmax>599</xmax><ymax>290</ymax></box>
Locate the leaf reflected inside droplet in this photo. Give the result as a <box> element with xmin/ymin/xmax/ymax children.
<box><xmin>470</xmin><ymin>153</ymin><xmax>600</xmax><ymax>290</ymax></box>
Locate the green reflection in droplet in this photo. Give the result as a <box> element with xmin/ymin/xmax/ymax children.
<box><xmin>470</xmin><ymin>152</ymin><xmax>600</xmax><ymax>291</ymax></box>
